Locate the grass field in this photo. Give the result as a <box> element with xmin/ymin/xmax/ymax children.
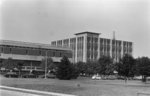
<box><xmin>0</xmin><ymin>76</ymin><xmax>150</xmax><ymax>96</ymax></box>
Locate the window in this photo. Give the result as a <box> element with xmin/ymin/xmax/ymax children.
<box><xmin>0</xmin><ymin>46</ymin><xmax>3</xmax><ymax>52</ymax></box>
<box><xmin>3</xmin><ymin>46</ymin><xmax>11</xmax><ymax>54</ymax></box>
<box><xmin>26</xmin><ymin>50</ymin><xmax>28</xmax><ymax>54</ymax></box>
<box><xmin>95</xmin><ymin>38</ymin><xmax>98</xmax><ymax>43</ymax></box>
<box><xmin>47</xmin><ymin>50</ymin><xmax>53</xmax><ymax>57</ymax></box>
<box><xmin>53</xmin><ymin>52</ymin><xmax>55</xmax><ymax>57</ymax></box>
<box><xmin>39</xmin><ymin>50</ymin><xmax>41</xmax><ymax>55</ymax></box>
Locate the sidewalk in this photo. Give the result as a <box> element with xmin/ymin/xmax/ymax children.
<box><xmin>0</xmin><ymin>85</ymin><xmax>76</xmax><ymax>96</ymax></box>
<box><xmin>107</xmin><ymin>80</ymin><xmax>150</xmax><ymax>86</ymax></box>
<box><xmin>0</xmin><ymin>89</ymin><xmax>41</xmax><ymax>96</ymax></box>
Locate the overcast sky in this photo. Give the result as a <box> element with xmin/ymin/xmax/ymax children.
<box><xmin>0</xmin><ymin>0</ymin><xmax>150</xmax><ymax>58</ymax></box>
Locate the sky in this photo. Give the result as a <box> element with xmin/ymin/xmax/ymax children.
<box><xmin>0</xmin><ymin>0</ymin><xmax>150</xmax><ymax>58</ymax></box>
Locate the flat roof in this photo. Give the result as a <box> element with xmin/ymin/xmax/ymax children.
<box><xmin>0</xmin><ymin>40</ymin><xmax>72</xmax><ymax>51</ymax></box>
<box><xmin>75</xmin><ymin>31</ymin><xmax>101</xmax><ymax>35</ymax></box>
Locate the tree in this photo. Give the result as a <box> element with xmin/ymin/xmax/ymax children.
<box><xmin>56</xmin><ymin>56</ymin><xmax>76</xmax><ymax>80</ymax></box>
<box><xmin>76</xmin><ymin>61</ymin><xmax>87</xmax><ymax>75</ymax></box>
<box><xmin>70</xmin><ymin>64</ymin><xmax>80</xmax><ymax>79</ymax></box>
<box><xmin>136</xmin><ymin>57</ymin><xmax>150</xmax><ymax>82</ymax></box>
<box><xmin>41</xmin><ymin>57</ymin><xmax>55</xmax><ymax>73</ymax></box>
<box><xmin>116</xmin><ymin>54</ymin><xmax>135</xmax><ymax>79</ymax></box>
<box><xmin>86</xmin><ymin>61</ymin><xmax>98</xmax><ymax>76</ymax></box>
<box><xmin>97</xmin><ymin>56</ymin><xmax>114</xmax><ymax>75</ymax></box>
<box><xmin>2</xmin><ymin>58</ymin><xmax>17</xmax><ymax>71</ymax></box>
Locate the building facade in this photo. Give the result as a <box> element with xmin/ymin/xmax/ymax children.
<box><xmin>51</xmin><ymin>31</ymin><xmax>133</xmax><ymax>63</ymax></box>
<box><xmin>0</xmin><ymin>40</ymin><xmax>72</xmax><ymax>71</ymax></box>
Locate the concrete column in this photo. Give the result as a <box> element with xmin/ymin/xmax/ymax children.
<box><xmin>97</xmin><ymin>38</ymin><xmax>100</xmax><ymax>59</ymax></box>
<box><xmin>56</xmin><ymin>41</ymin><xmax>57</xmax><ymax>46</ymax></box>
<box><xmin>62</xmin><ymin>40</ymin><xmax>64</xmax><ymax>47</ymax></box>
<box><xmin>110</xmin><ymin>39</ymin><xmax>112</xmax><ymax>58</ymax></box>
<box><xmin>102</xmin><ymin>39</ymin><xmax>104</xmax><ymax>58</ymax></box>
<box><xmin>106</xmin><ymin>40</ymin><xmax>108</xmax><ymax>57</ymax></box>
<box><xmin>68</xmin><ymin>39</ymin><xmax>70</xmax><ymax>48</ymax></box>
<box><xmin>131</xmin><ymin>42</ymin><xmax>133</xmax><ymax>56</ymax></box>
<box><xmin>83</xmin><ymin>34</ymin><xmax>87</xmax><ymax>62</ymax></box>
<box><xmin>75</xmin><ymin>37</ymin><xmax>78</xmax><ymax>63</ymax></box>
<box><xmin>121</xmin><ymin>41</ymin><xmax>123</xmax><ymax>58</ymax></box>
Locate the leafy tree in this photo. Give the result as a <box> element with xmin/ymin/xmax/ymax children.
<box><xmin>136</xmin><ymin>57</ymin><xmax>150</xmax><ymax>82</ymax></box>
<box><xmin>70</xmin><ymin>64</ymin><xmax>80</xmax><ymax>79</ymax></box>
<box><xmin>2</xmin><ymin>58</ymin><xmax>17</xmax><ymax>71</ymax></box>
<box><xmin>97</xmin><ymin>56</ymin><xmax>114</xmax><ymax>75</ymax></box>
<box><xmin>41</xmin><ymin>57</ymin><xmax>55</xmax><ymax>73</ymax></box>
<box><xmin>86</xmin><ymin>61</ymin><xmax>98</xmax><ymax>76</ymax></box>
<box><xmin>116</xmin><ymin>54</ymin><xmax>135</xmax><ymax>78</ymax></box>
<box><xmin>76</xmin><ymin>61</ymin><xmax>87</xmax><ymax>75</ymax></box>
<box><xmin>76</xmin><ymin>61</ymin><xmax>101</xmax><ymax>76</ymax></box>
<box><xmin>56</xmin><ymin>56</ymin><xmax>76</xmax><ymax>80</ymax></box>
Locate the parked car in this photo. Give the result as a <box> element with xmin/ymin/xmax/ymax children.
<box><xmin>133</xmin><ymin>76</ymin><xmax>142</xmax><ymax>80</ymax></box>
<box><xmin>147</xmin><ymin>77</ymin><xmax>150</xmax><ymax>81</ymax></box>
<box><xmin>100</xmin><ymin>75</ymin><xmax>117</xmax><ymax>80</ymax></box>
<box><xmin>92</xmin><ymin>75</ymin><xmax>101</xmax><ymax>80</ymax></box>
<box><xmin>5</xmin><ymin>72</ymin><xmax>19</xmax><ymax>78</ymax></box>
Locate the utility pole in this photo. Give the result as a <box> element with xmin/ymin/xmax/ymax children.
<box><xmin>45</xmin><ymin>51</ymin><xmax>48</xmax><ymax>79</ymax></box>
<box><xmin>113</xmin><ymin>30</ymin><xmax>116</xmax><ymax>63</ymax></box>
<box><xmin>113</xmin><ymin>31</ymin><xmax>116</xmax><ymax>40</ymax></box>
<box><xmin>30</xmin><ymin>61</ymin><xmax>32</xmax><ymax>73</ymax></box>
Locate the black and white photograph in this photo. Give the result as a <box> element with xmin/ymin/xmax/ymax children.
<box><xmin>0</xmin><ymin>0</ymin><xmax>150</xmax><ymax>96</ymax></box>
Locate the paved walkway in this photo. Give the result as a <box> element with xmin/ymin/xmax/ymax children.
<box><xmin>0</xmin><ymin>86</ymin><xmax>76</xmax><ymax>96</ymax></box>
<box><xmin>0</xmin><ymin>89</ymin><xmax>41</xmax><ymax>96</ymax></box>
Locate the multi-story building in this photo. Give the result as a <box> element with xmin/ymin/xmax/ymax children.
<box><xmin>0</xmin><ymin>40</ymin><xmax>72</xmax><ymax>71</ymax></box>
<box><xmin>51</xmin><ymin>31</ymin><xmax>133</xmax><ymax>63</ymax></box>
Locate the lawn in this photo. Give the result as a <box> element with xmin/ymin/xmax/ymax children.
<box><xmin>0</xmin><ymin>76</ymin><xmax>150</xmax><ymax>96</ymax></box>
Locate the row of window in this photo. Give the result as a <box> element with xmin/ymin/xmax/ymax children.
<box><xmin>77</xmin><ymin>39</ymin><xmax>84</xmax><ymax>50</ymax></box>
<box><xmin>52</xmin><ymin>38</ymin><xmax>132</xmax><ymax>46</ymax></box>
<box><xmin>63</xmin><ymin>39</ymin><xmax>69</xmax><ymax>45</ymax></box>
<box><xmin>57</xmin><ymin>40</ymin><xmax>63</xmax><ymax>46</ymax></box>
<box><xmin>0</xmin><ymin>46</ymin><xmax>72</xmax><ymax>58</ymax></box>
<box><xmin>123</xmin><ymin>42</ymin><xmax>132</xmax><ymax>46</ymax></box>
<box><xmin>100</xmin><ymin>53</ymin><xmax>110</xmax><ymax>57</ymax></box>
<box><xmin>54</xmin><ymin>38</ymin><xmax>76</xmax><ymax>46</ymax></box>
<box><xmin>53</xmin><ymin>39</ymin><xmax>132</xmax><ymax>48</ymax></box>
<box><xmin>70</xmin><ymin>38</ymin><xmax>76</xmax><ymax>43</ymax></box>
<box><xmin>87</xmin><ymin>37</ymin><xmax>98</xmax><ymax>43</ymax></box>
<box><xmin>100</xmin><ymin>38</ymin><xmax>111</xmax><ymax>44</ymax></box>
<box><xmin>87</xmin><ymin>51</ymin><xmax>98</xmax><ymax>59</ymax></box>
<box><xmin>77</xmin><ymin>50</ymin><xmax>83</xmax><ymax>57</ymax></box>
<box><xmin>51</xmin><ymin>41</ymin><xmax>56</xmax><ymax>46</ymax></box>
<box><xmin>77</xmin><ymin>37</ymin><xmax>84</xmax><ymax>42</ymax></box>
<box><xmin>70</xmin><ymin>44</ymin><xmax>76</xmax><ymax>50</ymax></box>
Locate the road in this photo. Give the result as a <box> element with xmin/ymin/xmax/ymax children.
<box><xmin>0</xmin><ymin>85</ymin><xmax>76</xmax><ymax>96</ymax></box>
<box><xmin>0</xmin><ymin>89</ymin><xmax>41</xmax><ymax>96</ymax></box>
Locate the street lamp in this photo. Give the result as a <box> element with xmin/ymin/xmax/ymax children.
<box><xmin>45</xmin><ymin>50</ymin><xmax>48</xmax><ymax>79</ymax></box>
